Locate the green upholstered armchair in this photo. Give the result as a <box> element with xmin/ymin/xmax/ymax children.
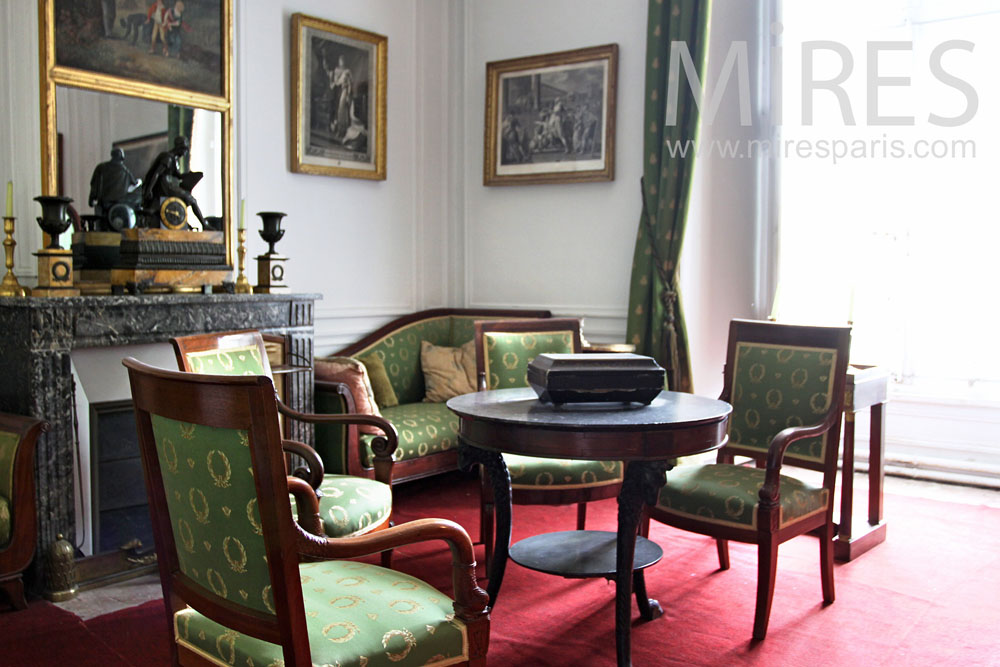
<box><xmin>646</xmin><ymin>319</ymin><xmax>852</xmax><ymax>639</ymax></box>
<box><xmin>171</xmin><ymin>331</ymin><xmax>398</xmax><ymax>550</ymax></box>
<box><xmin>473</xmin><ymin>319</ymin><xmax>624</xmax><ymax>571</ymax></box>
<box><xmin>0</xmin><ymin>413</ymin><xmax>47</xmax><ymax>611</ymax></box>
<box><xmin>123</xmin><ymin>358</ymin><xmax>490</xmax><ymax>666</ymax></box>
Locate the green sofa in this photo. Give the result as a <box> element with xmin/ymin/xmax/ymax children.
<box><xmin>314</xmin><ymin>308</ymin><xmax>550</xmax><ymax>485</ymax></box>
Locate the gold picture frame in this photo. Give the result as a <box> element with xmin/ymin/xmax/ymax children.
<box><xmin>38</xmin><ymin>0</ymin><xmax>234</xmax><ymax>264</ymax></box>
<box><xmin>291</xmin><ymin>13</ymin><xmax>387</xmax><ymax>180</ymax></box>
<box><xmin>484</xmin><ymin>44</ymin><xmax>618</xmax><ymax>186</ymax></box>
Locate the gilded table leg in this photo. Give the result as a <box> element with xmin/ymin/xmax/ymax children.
<box><xmin>458</xmin><ymin>438</ymin><xmax>511</xmax><ymax>607</ymax></box>
<box><xmin>616</xmin><ymin>460</ymin><xmax>670</xmax><ymax>666</ymax></box>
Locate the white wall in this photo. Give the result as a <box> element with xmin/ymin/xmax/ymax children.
<box><xmin>2</xmin><ymin>0</ymin><xmax>761</xmax><ymax>394</ymax></box>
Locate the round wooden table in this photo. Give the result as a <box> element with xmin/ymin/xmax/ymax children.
<box><xmin>448</xmin><ymin>387</ymin><xmax>731</xmax><ymax>666</ymax></box>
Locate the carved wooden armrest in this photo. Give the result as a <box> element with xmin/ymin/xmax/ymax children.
<box><xmin>295</xmin><ymin>518</ymin><xmax>489</xmax><ymax>622</ymax></box>
<box><xmin>287</xmin><ymin>476</ymin><xmax>323</xmax><ymax>536</ymax></box>
<box><xmin>282</xmin><ymin>438</ymin><xmax>324</xmax><ymax>490</ymax></box>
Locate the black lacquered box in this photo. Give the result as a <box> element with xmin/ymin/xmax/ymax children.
<box><xmin>527</xmin><ymin>353</ymin><xmax>666</xmax><ymax>405</ymax></box>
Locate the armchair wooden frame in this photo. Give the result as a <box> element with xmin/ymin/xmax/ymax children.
<box><xmin>645</xmin><ymin>319</ymin><xmax>852</xmax><ymax>639</ymax></box>
<box><xmin>123</xmin><ymin>358</ymin><xmax>490</xmax><ymax>666</ymax></box>
<box><xmin>0</xmin><ymin>413</ymin><xmax>48</xmax><ymax>611</ymax></box>
<box><xmin>473</xmin><ymin>318</ymin><xmax>624</xmax><ymax>571</ymax></box>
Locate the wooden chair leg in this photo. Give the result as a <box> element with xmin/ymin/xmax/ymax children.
<box><xmin>480</xmin><ymin>471</ymin><xmax>495</xmax><ymax>576</ymax></box>
<box><xmin>753</xmin><ymin>537</ymin><xmax>779</xmax><ymax>640</ymax></box>
<box><xmin>819</xmin><ymin>522</ymin><xmax>835</xmax><ymax>604</ymax></box>
<box><xmin>716</xmin><ymin>538</ymin><xmax>730</xmax><ymax>570</ymax></box>
<box><xmin>0</xmin><ymin>576</ymin><xmax>27</xmax><ymax>611</ymax></box>
<box><xmin>576</xmin><ymin>502</ymin><xmax>587</xmax><ymax>530</ymax></box>
<box><xmin>380</xmin><ymin>548</ymin><xmax>393</xmax><ymax>569</ymax></box>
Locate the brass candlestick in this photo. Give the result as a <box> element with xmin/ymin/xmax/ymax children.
<box><xmin>234</xmin><ymin>227</ymin><xmax>252</xmax><ymax>293</ymax></box>
<box><xmin>0</xmin><ymin>216</ymin><xmax>28</xmax><ymax>297</ymax></box>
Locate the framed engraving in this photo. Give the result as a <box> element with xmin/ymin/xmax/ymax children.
<box><xmin>485</xmin><ymin>44</ymin><xmax>618</xmax><ymax>186</ymax></box>
<box><xmin>291</xmin><ymin>13</ymin><xmax>387</xmax><ymax>180</ymax></box>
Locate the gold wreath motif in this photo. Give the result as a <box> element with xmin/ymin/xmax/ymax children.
<box><xmin>819</xmin><ymin>351</ymin><xmax>835</xmax><ymax>366</ymax></box>
<box><xmin>223</xmin><ymin>536</ymin><xmax>247</xmax><ymax>574</ymax></box>
<box><xmin>791</xmin><ymin>368</ymin><xmax>809</xmax><ymax>389</ymax></box>
<box><xmin>382</xmin><ymin>628</ymin><xmax>417</xmax><ymax>662</ymax></box>
<box><xmin>425</xmin><ymin>424</ymin><xmax>438</xmax><ymax>439</ymax></box>
<box><xmin>489</xmin><ymin>372</ymin><xmax>499</xmax><ymax>390</ymax></box>
<box><xmin>786</xmin><ymin>415</ymin><xmax>804</xmax><ymax>428</ymax></box>
<box><xmin>207</xmin><ymin>450</ymin><xmax>232</xmax><ymax>488</ymax></box>
<box><xmin>391</xmin><ymin>580</ymin><xmax>420</xmax><ymax>591</ymax></box>
<box><xmin>216</xmin><ymin>630</ymin><xmax>237</xmax><ymax>664</ymax></box>
<box><xmin>355</xmin><ymin>485</ymin><xmax>374</xmax><ymax>499</ymax></box>
<box><xmin>189</xmin><ymin>488</ymin><xmax>210</xmax><ymax>524</ymax></box>
<box><xmin>522</xmin><ymin>334</ymin><xmax>537</xmax><ymax>351</ymax></box>
<box><xmin>748</xmin><ymin>362</ymin><xmax>766</xmax><ymax>384</ymax></box>
<box><xmin>534</xmin><ymin>472</ymin><xmax>554</xmax><ymax>486</ymax></box>
<box><xmin>262</xmin><ymin>584</ymin><xmax>275</xmax><ymax>614</ymax></box>
<box><xmin>765</xmin><ymin>389</ymin><xmax>783</xmax><ymax>409</ymax></box>
<box><xmin>179</xmin><ymin>422</ymin><xmax>196</xmax><ymax>440</ymax></box>
<box><xmin>581</xmin><ymin>471</ymin><xmax>597</xmax><ymax>484</ymax></box>
<box><xmin>217</xmin><ymin>352</ymin><xmax>235</xmax><ymax>372</ymax></box>
<box><xmin>246</xmin><ymin>498</ymin><xmax>262</xmax><ymax>535</ymax></box>
<box><xmin>327</xmin><ymin>506</ymin><xmax>350</xmax><ymax>528</ymax></box>
<box><xmin>336</xmin><ymin>576</ymin><xmax>367</xmax><ymax>587</ymax></box>
<box><xmin>417</xmin><ymin>442</ymin><xmax>429</xmax><ymax>456</ymax></box>
<box><xmin>329</xmin><ymin>595</ymin><xmax>362</xmax><ymax>609</ymax></box>
<box><xmin>502</xmin><ymin>352</ymin><xmax>520</xmax><ymax>370</ymax></box>
<box><xmin>399</xmin><ymin>348</ymin><xmax>409</xmax><ymax>361</ymax></box>
<box><xmin>189</xmin><ymin>356</ymin><xmax>205</xmax><ymax>373</ymax></box>
<box><xmin>744</xmin><ymin>409</ymin><xmax>761</xmax><ymax>429</ymax></box>
<box><xmin>163</xmin><ymin>438</ymin><xmax>178</xmax><ymax>474</ymax></box>
<box><xmin>810</xmin><ymin>392</ymin><xmax>830</xmax><ymax>414</ymax></box>
<box><xmin>389</xmin><ymin>599</ymin><xmax>422</xmax><ymax>614</ymax></box>
<box><xmin>177</xmin><ymin>519</ymin><xmax>195</xmax><ymax>553</ymax></box>
<box><xmin>724</xmin><ymin>495</ymin><xmax>746</xmax><ymax>518</ymax></box>
<box><xmin>176</xmin><ymin>612</ymin><xmax>191</xmax><ymax>640</ymax></box>
<box><xmin>206</xmin><ymin>568</ymin><xmax>227</xmax><ymax>598</ymax></box>
<box><xmin>323</xmin><ymin>621</ymin><xmax>359</xmax><ymax>643</ymax></box>
<box><xmin>776</xmin><ymin>349</ymin><xmax>795</xmax><ymax>363</ymax></box>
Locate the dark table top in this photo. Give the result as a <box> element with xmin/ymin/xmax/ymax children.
<box><xmin>447</xmin><ymin>387</ymin><xmax>732</xmax><ymax>461</ymax></box>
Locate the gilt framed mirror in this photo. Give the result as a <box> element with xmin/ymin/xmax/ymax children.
<box><xmin>38</xmin><ymin>0</ymin><xmax>234</xmax><ymax>265</ymax></box>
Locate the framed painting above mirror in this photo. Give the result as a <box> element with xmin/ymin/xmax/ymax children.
<box><xmin>39</xmin><ymin>0</ymin><xmax>233</xmax><ymax>264</ymax></box>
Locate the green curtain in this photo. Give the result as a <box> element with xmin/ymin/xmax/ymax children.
<box><xmin>626</xmin><ymin>0</ymin><xmax>711</xmax><ymax>393</ymax></box>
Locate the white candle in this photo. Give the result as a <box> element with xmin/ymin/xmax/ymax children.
<box><xmin>238</xmin><ymin>199</ymin><xmax>245</xmax><ymax>230</ymax></box>
<box><xmin>5</xmin><ymin>181</ymin><xmax>12</xmax><ymax>218</ymax></box>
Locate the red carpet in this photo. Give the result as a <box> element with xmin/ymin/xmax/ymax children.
<box><xmin>4</xmin><ymin>471</ymin><xmax>1000</xmax><ymax>666</ymax></box>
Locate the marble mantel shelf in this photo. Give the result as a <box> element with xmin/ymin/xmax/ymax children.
<box><xmin>0</xmin><ymin>293</ymin><xmax>320</xmax><ymax>587</ymax></box>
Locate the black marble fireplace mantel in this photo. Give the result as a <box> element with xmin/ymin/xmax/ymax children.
<box><xmin>0</xmin><ymin>293</ymin><xmax>319</xmax><ymax>581</ymax></box>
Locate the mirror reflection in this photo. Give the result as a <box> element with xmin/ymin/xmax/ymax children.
<box><xmin>55</xmin><ymin>86</ymin><xmax>224</xmax><ymax>236</ymax></box>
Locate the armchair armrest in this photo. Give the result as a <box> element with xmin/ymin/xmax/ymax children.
<box><xmin>759</xmin><ymin>420</ymin><xmax>838</xmax><ymax>506</ymax></box>
<box><xmin>277</xmin><ymin>400</ymin><xmax>398</xmax><ymax>487</ymax></box>
<box><xmin>295</xmin><ymin>518</ymin><xmax>490</xmax><ymax>622</ymax></box>
<box><xmin>282</xmin><ymin>438</ymin><xmax>324</xmax><ymax>490</ymax></box>
<box><xmin>287</xmin><ymin>476</ymin><xmax>323</xmax><ymax>536</ymax></box>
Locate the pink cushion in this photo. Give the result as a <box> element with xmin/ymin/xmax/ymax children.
<box><xmin>314</xmin><ymin>357</ymin><xmax>383</xmax><ymax>436</ymax></box>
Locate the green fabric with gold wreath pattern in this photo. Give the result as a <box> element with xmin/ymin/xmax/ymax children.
<box><xmin>354</xmin><ymin>317</ymin><xmax>455</xmax><ymax>406</ymax></box>
<box><xmin>174</xmin><ymin>560</ymin><xmax>468</xmax><ymax>667</ymax></box>
<box><xmin>729</xmin><ymin>342</ymin><xmax>837</xmax><ymax>463</ymax></box>
<box><xmin>151</xmin><ymin>415</ymin><xmax>275</xmax><ymax>616</ymax></box>
<box><xmin>0</xmin><ymin>429</ymin><xmax>20</xmax><ymax>503</ymax></box>
<box><xmin>360</xmin><ymin>403</ymin><xmax>458</xmax><ymax>468</ymax></box>
<box><xmin>292</xmin><ymin>475</ymin><xmax>391</xmax><ymax>538</ymax></box>
<box><xmin>655</xmin><ymin>464</ymin><xmax>829</xmax><ymax>530</ymax></box>
<box><xmin>482</xmin><ymin>330</ymin><xmax>576</xmax><ymax>390</ymax></box>
<box><xmin>504</xmin><ymin>453</ymin><xmax>623</xmax><ymax>490</ymax></box>
<box><xmin>183</xmin><ymin>345</ymin><xmax>267</xmax><ymax>376</ymax></box>
<box><xmin>0</xmin><ymin>494</ymin><xmax>9</xmax><ymax>547</ymax></box>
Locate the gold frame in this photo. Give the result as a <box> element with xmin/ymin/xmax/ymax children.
<box><xmin>38</xmin><ymin>0</ymin><xmax>235</xmax><ymax>265</ymax></box>
<box><xmin>291</xmin><ymin>13</ymin><xmax>387</xmax><ymax>181</ymax></box>
<box><xmin>484</xmin><ymin>44</ymin><xmax>618</xmax><ymax>186</ymax></box>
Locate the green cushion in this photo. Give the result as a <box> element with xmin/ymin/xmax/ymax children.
<box><xmin>174</xmin><ymin>560</ymin><xmax>469</xmax><ymax>667</ymax></box>
<box><xmin>655</xmin><ymin>464</ymin><xmax>830</xmax><ymax>530</ymax></box>
<box><xmin>290</xmin><ymin>475</ymin><xmax>392</xmax><ymax>538</ymax></box>
<box><xmin>360</xmin><ymin>403</ymin><xmax>459</xmax><ymax>468</ymax></box>
<box><xmin>150</xmin><ymin>415</ymin><xmax>275</xmax><ymax>616</ymax></box>
<box><xmin>183</xmin><ymin>345</ymin><xmax>268</xmax><ymax>376</ymax></box>
<box><xmin>0</xmin><ymin>494</ymin><xmax>9</xmax><ymax>548</ymax></box>
<box><xmin>503</xmin><ymin>453</ymin><xmax>623</xmax><ymax>489</ymax></box>
<box><xmin>0</xmin><ymin>429</ymin><xmax>20</xmax><ymax>502</ymax></box>
<box><xmin>729</xmin><ymin>342</ymin><xmax>839</xmax><ymax>463</ymax></box>
<box><xmin>482</xmin><ymin>330</ymin><xmax>575</xmax><ymax>389</ymax></box>
<box><xmin>360</xmin><ymin>353</ymin><xmax>400</xmax><ymax>409</ymax></box>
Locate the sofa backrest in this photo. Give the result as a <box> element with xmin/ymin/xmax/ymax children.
<box><xmin>340</xmin><ymin>309</ymin><xmax>551</xmax><ymax>406</ymax></box>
